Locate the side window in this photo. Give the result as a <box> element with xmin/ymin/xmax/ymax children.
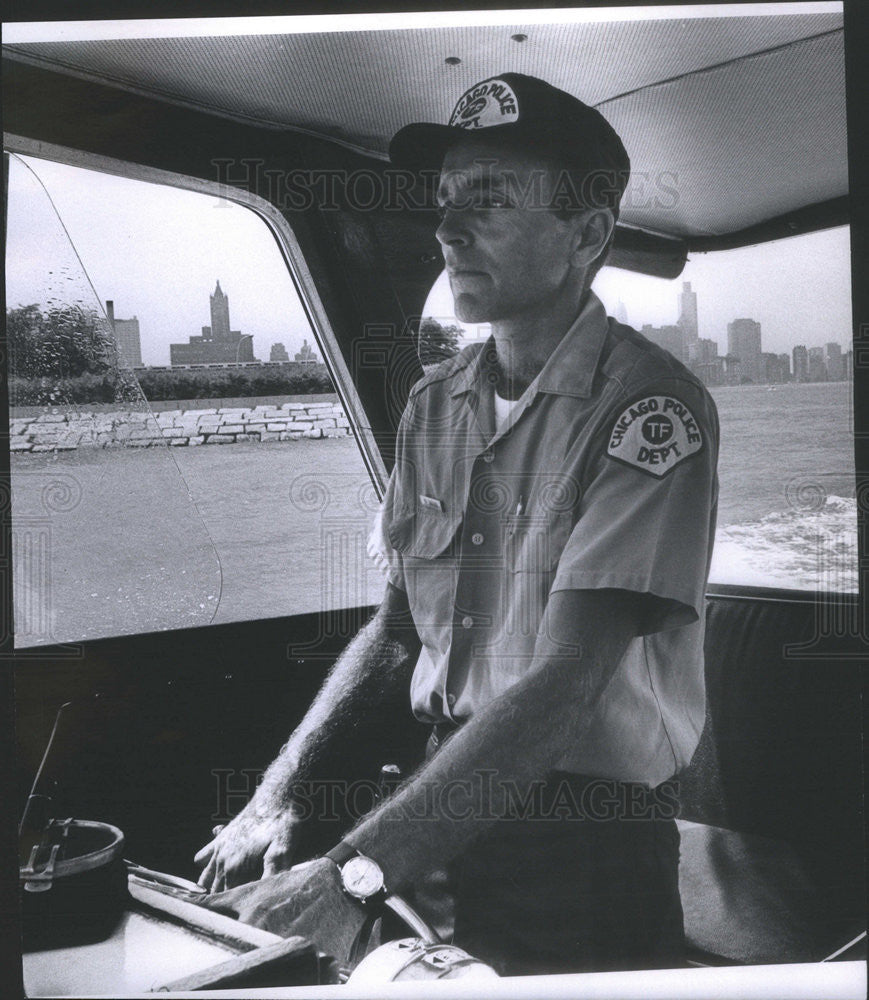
<box><xmin>5</xmin><ymin>154</ymin><xmax>386</xmax><ymax>648</ymax></box>
<box><xmin>421</xmin><ymin>226</ymin><xmax>856</xmax><ymax>593</ymax></box>
<box><xmin>417</xmin><ymin>271</ymin><xmax>489</xmax><ymax>369</ymax></box>
<box><xmin>595</xmin><ymin>228</ymin><xmax>855</xmax><ymax>594</ymax></box>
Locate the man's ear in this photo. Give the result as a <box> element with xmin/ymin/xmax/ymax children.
<box><xmin>570</xmin><ymin>209</ymin><xmax>615</xmax><ymax>270</ymax></box>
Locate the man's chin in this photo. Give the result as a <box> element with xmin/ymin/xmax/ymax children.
<box><xmin>453</xmin><ymin>294</ymin><xmax>492</xmax><ymax>325</ymax></box>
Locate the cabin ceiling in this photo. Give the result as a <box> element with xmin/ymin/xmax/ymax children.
<box><xmin>2</xmin><ymin>12</ymin><xmax>847</xmax><ymax>241</ymax></box>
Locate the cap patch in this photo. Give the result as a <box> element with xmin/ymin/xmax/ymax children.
<box><xmin>449</xmin><ymin>78</ymin><xmax>519</xmax><ymax>130</ymax></box>
<box><xmin>607</xmin><ymin>395</ymin><xmax>703</xmax><ymax>478</ymax></box>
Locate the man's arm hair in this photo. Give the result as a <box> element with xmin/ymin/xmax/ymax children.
<box><xmin>252</xmin><ymin>582</ymin><xmax>422</xmax><ymax>819</ymax></box>
<box><xmin>195</xmin><ymin>582</ymin><xmax>422</xmax><ymax>887</ymax></box>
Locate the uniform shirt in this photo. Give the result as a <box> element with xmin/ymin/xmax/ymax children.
<box><xmin>379</xmin><ymin>292</ymin><xmax>719</xmax><ymax>787</ymax></box>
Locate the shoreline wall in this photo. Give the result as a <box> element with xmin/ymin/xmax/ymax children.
<box><xmin>9</xmin><ymin>397</ymin><xmax>349</xmax><ymax>453</ymax></box>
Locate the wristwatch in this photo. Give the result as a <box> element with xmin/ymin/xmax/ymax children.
<box><xmin>325</xmin><ymin>841</ymin><xmax>389</xmax><ymax>909</ymax></box>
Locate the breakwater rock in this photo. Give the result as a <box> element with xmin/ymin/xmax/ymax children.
<box><xmin>9</xmin><ymin>400</ymin><xmax>350</xmax><ymax>453</ymax></box>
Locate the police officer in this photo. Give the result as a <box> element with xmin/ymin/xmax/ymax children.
<box><xmin>195</xmin><ymin>73</ymin><xmax>719</xmax><ymax>976</ymax></box>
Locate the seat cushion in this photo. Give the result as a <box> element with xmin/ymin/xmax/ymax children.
<box><xmin>677</xmin><ymin>820</ymin><xmax>865</xmax><ymax>965</ymax></box>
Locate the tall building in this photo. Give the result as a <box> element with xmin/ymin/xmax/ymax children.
<box><xmin>688</xmin><ymin>338</ymin><xmax>723</xmax><ymax>386</ymax></box>
<box><xmin>687</xmin><ymin>338</ymin><xmax>717</xmax><ymax>365</ymax></box>
<box><xmin>792</xmin><ymin>345</ymin><xmax>808</xmax><ymax>383</ymax></box>
<box><xmin>808</xmin><ymin>346</ymin><xmax>827</xmax><ymax>382</ymax></box>
<box><xmin>700</xmin><ymin>357</ymin><xmax>725</xmax><ymax>386</ymax></box>
<box><xmin>760</xmin><ymin>352</ymin><xmax>789</xmax><ymax>384</ymax></box>
<box><xmin>640</xmin><ymin>324</ymin><xmax>683</xmax><ymax>362</ymax></box>
<box><xmin>615</xmin><ymin>299</ymin><xmax>628</xmax><ymax>325</ymax></box>
<box><xmin>724</xmin><ymin>354</ymin><xmax>744</xmax><ymax>386</ymax></box>
<box><xmin>825</xmin><ymin>342</ymin><xmax>844</xmax><ymax>381</ymax></box>
<box><xmin>727</xmin><ymin>318</ymin><xmax>762</xmax><ymax>383</ymax></box>
<box><xmin>294</xmin><ymin>338</ymin><xmax>319</xmax><ymax>364</ymax></box>
<box><xmin>208</xmin><ymin>281</ymin><xmax>231</xmax><ymax>340</ymax></box>
<box><xmin>270</xmin><ymin>342</ymin><xmax>290</xmax><ymax>362</ymax></box>
<box><xmin>105</xmin><ymin>300</ymin><xmax>142</xmax><ymax>368</ymax></box>
<box><xmin>170</xmin><ymin>281</ymin><xmax>256</xmax><ymax>365</ymax></box>
<box><xmin>678</xmin><ymin>281</ymin><xmax>699</xmax><ymax>352</ymax></box>
<box><xmin>631</xmin><ymin>282</ymin><xmax>700</xmax><ymax>366</ymax></box>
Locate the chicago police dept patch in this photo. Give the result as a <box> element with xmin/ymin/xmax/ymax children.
<box><xmin>449</xmin><ymin>78</ymin><xmax>520</xmax><ymax>130</ymax></box>
<box><xmin>607</xmin><ymin>395</ymin><xmax>703</xmax><ymax>478</ymax></box>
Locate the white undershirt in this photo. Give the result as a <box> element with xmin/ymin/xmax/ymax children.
<box><xmin>493</xmin><ymin>391</ymin><xmax>520</xmax><ymax>429</ymax></box>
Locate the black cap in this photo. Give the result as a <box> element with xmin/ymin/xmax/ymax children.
<box><xmin>389</xmin><ymin>72</ymin><xmax>630</xmax><ymax>211</ymax></box>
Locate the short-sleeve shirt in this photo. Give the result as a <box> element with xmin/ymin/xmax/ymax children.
<box><xmin>379</xmin><ymin>292</ymin><xmax>719</xmax><ymax>787</ymax></box>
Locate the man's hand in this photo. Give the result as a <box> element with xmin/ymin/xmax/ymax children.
<box><xmin>195</xmin><ymin>809</ymin><xmax>299</xmax><ymax>892</ymax></box>
<box><xmin>200</xmin><ymin>858</ymin><xmax>368</xmax><ymax>965</ymax></box>
<box><xmin>195</xmin><ymin>581</ymin><xmax>419</xmax><ymax>892</ymax></box>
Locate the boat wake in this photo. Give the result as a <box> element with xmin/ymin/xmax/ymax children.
<box><xmin>711</xmin><ymin>496</ymin><xmax>857</xmax><ymax>592</ymax></box>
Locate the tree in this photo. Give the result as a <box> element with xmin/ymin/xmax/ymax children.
<box><xmin>417</xmin><ymin>317</ymin><xmax>463</xmax><ymax>367</ymax></box>
<box><xmin>6</xmin><ymin>304</ymin><xmax>117</xmax><ymax>379</ymax></box>
<box><xmin>5</xmin><ymin>303</ymin><xmax>138</xmax><ymax>405</ymax></box>
<box><xmin>5</xmin><ymin>305</ymin><xmax>47</xmax><ymax>379</ymax></box>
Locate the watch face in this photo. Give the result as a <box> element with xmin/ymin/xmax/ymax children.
<box><xmin>341</xmin><ymin>855</ymin><xmax>385</xmax><ymax>900</ymax></box>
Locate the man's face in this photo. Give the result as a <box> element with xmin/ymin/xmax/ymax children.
<box><xmin>435</xmin><ymin>137</ymin><xmax>583</xmax><ymax>325</ymax></box>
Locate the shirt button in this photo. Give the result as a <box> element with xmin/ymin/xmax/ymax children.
<box><xmin>446</xmin><ymin>693</ymin><xmax>456</xmax><ymax>707</ymax></box>
<box><xmin>471</xmin><ymin>532</ymin><xmax>484</xmax><ymax>545</ymax></box>
<box><xmin>461</xmin><ymin>615</ymin><xmax>474</xmax><ymax>629</ymax></box>
<box><xmin>482</xmin><ymin>451</ymin><xmax>494</xmax><ymax>463</ymax></box>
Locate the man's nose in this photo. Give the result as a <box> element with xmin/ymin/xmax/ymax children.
<box><xmin>436</xmin><ymin>208</ymin><xmax>471</xmax><ymax>248</ymax></box>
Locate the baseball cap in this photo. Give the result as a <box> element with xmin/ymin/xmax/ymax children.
<box><xmin>389</xmin><ymin>72</ymin><xmax>630</xmax><ymax>210</ymax></box>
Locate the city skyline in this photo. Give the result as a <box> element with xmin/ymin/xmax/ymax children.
<box><xmin>591</xmin><ymin>235</ymin><xmax>853</xmax><ymax>358</ymax></box>
<box><xmin>621</xmin><ymin>283</ymin><xmax>851</xmax><ymax>386</ymax></box>
<box><xmin>6</xmin><ymin>154</ymin><xmax>854</xmax><ymax>368</ymax></box>
<box><xmin>106</xmin><ymin>283</ymin><xmax>316</xmax><ymax>368</ymax></box>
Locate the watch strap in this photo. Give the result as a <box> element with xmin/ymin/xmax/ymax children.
<box><xmin>324</xmin><ymin>841</ymin><xmax>359</xmax><ymax>867</ymax></box>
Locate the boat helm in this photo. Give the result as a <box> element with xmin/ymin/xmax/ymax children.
<box><xmin>347</xmin><ymin>937</ymin><xmax>499</xmax><ymax>984</ymax></box>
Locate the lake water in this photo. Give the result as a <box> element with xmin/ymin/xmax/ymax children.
<box><xmin>9</xmin><ymin>381</ymin><xmax>858</xmax><ymax>646</ymax></box>
<box><xmin>708</xmin><ymin>381</ymin><xmax>856</xmax><ymax>591</ymax></box>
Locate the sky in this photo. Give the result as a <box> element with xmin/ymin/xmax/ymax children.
<box><xmin>428</xmin><ymin>231</ymin><xmax>854</xmax><ymax>356</ymax></box>
<box><xmin>6</xmin><ymin>155</ymin><xmax>308</xmax><ymax>367</ymax></box>
<box><xmin>6</xmin><ymin>153</ymin><xmax>853</xmax><ymax>367</ymax></box>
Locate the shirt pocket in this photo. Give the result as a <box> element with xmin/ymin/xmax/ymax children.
<box><xmin>388</xmin><ymin>508</ymin><xmax>462</xmax><ymax>634</ymax></box>
<box><xmin>388</xmin><ymin>507</ymin><xmax>463</xmax><ymax>560</ymax></box>
<box><xmin>504</xmin><ymin>511</ymin><xmax>573</xmax><ymax>573</ymax></box>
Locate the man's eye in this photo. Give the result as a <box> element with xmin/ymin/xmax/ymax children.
<box><xmin>477</xmin><ymin>196</ymin><xmax>511</xmax><ymax>210</ymax></box>
<box><xmin>436</xmin><ymin>196</ymin><xmax>510</xmax><ymax>217</ymax></box>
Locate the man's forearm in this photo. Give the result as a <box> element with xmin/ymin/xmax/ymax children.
<box><xmin>346</xmin><ymin>588</ymin><xmax>641</xmax><ymax>891</ymax></box>
<box><xmin>249</xmin><ymin>585</ymin><xmax>421</xmax><ymax>818</ymax></box>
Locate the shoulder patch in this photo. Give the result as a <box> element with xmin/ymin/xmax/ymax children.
<box><xmin>606</xmin><ymin>395</ymin><xmax>703</xmax><ymax>478</ymax></box>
